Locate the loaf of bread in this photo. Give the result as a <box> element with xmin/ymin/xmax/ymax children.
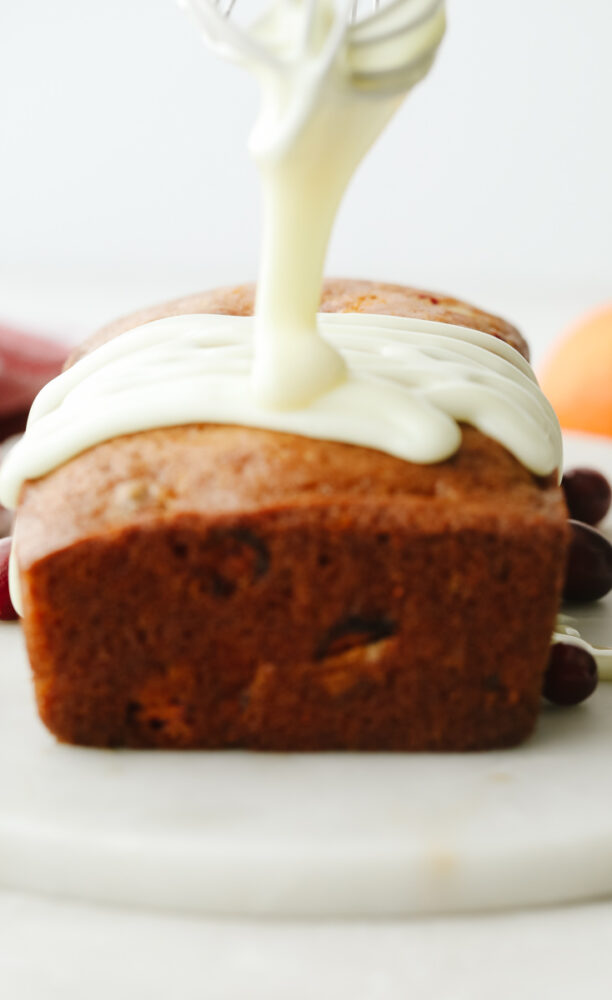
<box><xmin>15</xmin><ymin>280</ymin><xmax>567</xmax><ymax>750</ymax></box>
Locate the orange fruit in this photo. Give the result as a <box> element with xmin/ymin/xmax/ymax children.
<box><xmin>539</xmin><ymin>304</ymin><xmax>612</xmax><ymax>437</ymax></box>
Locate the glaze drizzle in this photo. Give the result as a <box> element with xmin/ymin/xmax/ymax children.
<box><xmin>0</xmin><ymin>311</ymin><xmax>561</xmax><ymax>510</ymax></box>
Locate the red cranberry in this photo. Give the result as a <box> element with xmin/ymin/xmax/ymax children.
<box><xmin>0</xmin><ymin>410</ymin><xmax>29</xmax><ymax>446</ymax></box>
<box><xmin>0</xmin><ymin>537</ymin><xmax>18</xmax><ymax>621</ymax></box>
<box><xmin>543</xmin><ymin>643</ymin><xmax>598</xmax><ymax>706</ymax></box>
<box><xmin>563</xmin><ymin>520</ymin><xmax>612</xmax><ymax>603</ymax></box>
<box><xmin>562</xmin><ymin>468</ymin><xmax>612</xmax><ymax>526</ymax></box>
<box><xmin>0</xmin><ymin>326</ymin><xmax>67</xmax><ymax>417</ymax></box>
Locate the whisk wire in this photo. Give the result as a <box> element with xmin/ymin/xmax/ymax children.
<box><xmin>349</xmin><ymin>0</ymin><xmax>444</xmax><ymax>42</ymax></box>
<box><xmin>182</xmin><ymin>0</ymin><xmax>282</xmax><ymax>67</ymax></box>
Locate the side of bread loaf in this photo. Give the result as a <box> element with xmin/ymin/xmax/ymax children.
<box><xmin>16</xmin><ymin>281</ymin><xmax>567</xmax><ymax>750</ymax></box>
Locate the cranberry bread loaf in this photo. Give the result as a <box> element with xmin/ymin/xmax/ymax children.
<box><xmin>15</xmin><ymin>280</ymin><xmax>567</xmax><ymax>750</ymax></box>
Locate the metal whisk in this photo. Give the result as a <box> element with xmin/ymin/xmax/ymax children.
<box><xmin>178</xmin><ymin>0</ymin><xmax>446</xmax><ymax>95</ymax></box>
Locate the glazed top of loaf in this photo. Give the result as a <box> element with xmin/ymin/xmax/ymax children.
<box><xmin>14</xmin><ymin>280</ymin><xmax>565</xmax><ymax>575</ymax></box>
<box><xmin>67</xmin><ymin>278</ymin><xmax>529</xmax><ymax>368</ymax></box>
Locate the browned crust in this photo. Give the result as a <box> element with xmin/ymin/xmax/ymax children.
<box><xmin>18</xmin><ymin>425</ymin><xmax>561</xmax><ymax>569</ymax></box>
<box><xmin>67</xmin><ymin>278</ymin><xmax>528</xmax><ymax>368</ymax></box>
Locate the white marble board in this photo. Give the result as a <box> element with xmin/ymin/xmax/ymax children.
<box><xmin>0</xmin><ymin>432</ymin><xmax>610</xmax><ymax>918</ymax></box>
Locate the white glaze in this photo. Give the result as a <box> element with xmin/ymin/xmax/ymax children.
<box><xmin>8</xmin><ymin>533</ymin><xmax>21</xmax><ymax>618</ymax></box>
<box><xmin>241</xmin><ymin>0</ymin><xmax>446</xmax><ymax>405</ymax></box>
<box><xmin>0</xmin><ymin>311</ymin><xmax>561</xmax><ymax>514</ymax></box>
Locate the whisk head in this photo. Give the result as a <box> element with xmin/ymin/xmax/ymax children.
<box><xmin>201</xmin><ymin>1</ymin><xmax>384</xmax><ymax>24</ymax></box>
<box><xmin>179</xmin><ymin>0</ymin><xmax>446</xmax><ymax>90</ymax></box>
<box><xmin>196</xmin><ymin>0</ymin><xmax>444</xmax><ymax>29</ymax></box>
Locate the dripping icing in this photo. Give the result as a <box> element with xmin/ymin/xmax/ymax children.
<box><xmin>0</xmin><ymin>312</ymin><xmax>562</xmax><ymax>512</ymax></box>
<box><xmin>232</xmin><ymin>0</ymin><xmax>446</xmax><ymax>406</ymax></box>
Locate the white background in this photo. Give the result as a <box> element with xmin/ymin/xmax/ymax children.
<box><xmin>1</xmin><ymin>0</ymin><xmax>611</xmax><ymax>364</ymax></box>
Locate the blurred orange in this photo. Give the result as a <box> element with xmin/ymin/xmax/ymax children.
<box><xmin>539</xmin><ymin>304</ymin><xmax>612</xmax><ymax>437</ymax></box>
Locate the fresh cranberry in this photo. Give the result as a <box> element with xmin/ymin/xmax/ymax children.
<box><xmin>563</xmin><ymin>520</ymin><xmax>612</xmax><ymax>603</ymax></box>
<box><xmin>0</xmin><ymin>325</ymin><xmax>67</xmax><ymax>417</ymax></box>
<box><xmin>0</xmin><ymin>409</ymin><xmax>29</xmax><ymax>445</ymax></box>
<box><xmin>562</xmin><ymin>468</ymin><xmax>612</xmax><ymax>526</ymax></box>
<box><xmin>0</xmin><ymin>537</ymin><xmax>18</xmax><ymax>621</ymax></box>
<box><xmin>543</xmin><ymin>643</ymin><xmax>598</xmax><ymax>706</ymax></box>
